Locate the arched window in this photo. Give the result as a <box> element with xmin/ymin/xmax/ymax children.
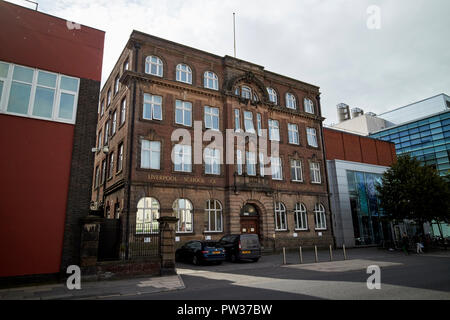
<box><xmin>304</xmin><ymin>98</ymin><xmax>315</xmax><ymax>114</ymax></box>
<box><xmin>204</xmin><ymin>71</ymin><xmax>219</xmax><ymax>90</ymax></box>
<box><xmin>173</xmin><ymin>199</ymin><xmax>193</xmax><ymax>232</ymax></box>
<box><xmin>176</xmin><ymin>64</ymin><xmax>192</xmax><ymax>84</ymax></box>
<box><xmin>314</xmin><ymin>203</ymin><xmax>327</xmax><ymax>230</ymax></box>
<box><xmin>267</xmin><ymin>87</ymin><xmax>277</xmax><ymax>104</ymax></box>
<box><xmin>274</xmin><ymin>202</ymin><xmax>287</xmax><ymax>231</ymax></box>
<box><xmin>294</xmin><ymin>203</ymin><xmax>308</xmax><ymax>230</ymax></box>
<box><xmin>286</xmin><ymin>93</ymin><xmax>296</xmax><ymax>109</ymax></box>
<box><xmin>241</xmin><ymin>86</ymin><xmax>252</xmax><ymax>99</ymax></box>
<box><xmin>136</xmin><ymin>197</ymin><xmax>160</xmax><ymax>234</ymax></box>
<box><xmin>206</xmin><ymin>200</ymin><xmax>222</xmax><ymax>232</ymax></box>
<box><xmin>145</xmin><ymin>56</ymin><xmax>163</xmax><ymax>77</ymax></box>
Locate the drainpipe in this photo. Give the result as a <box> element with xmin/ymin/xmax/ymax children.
<box><xmin>317</xmin><ymin>94</ymin><xmax>337</xmax><ymax>248</ymax></box>
<box><xmin>125</xmin><ymin>41</ymin><xmax>141</xmax><ymax>260</ymax></box>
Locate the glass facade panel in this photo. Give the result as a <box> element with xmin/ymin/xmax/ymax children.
<box><xmin>371</xmin><ymin>111</ymin><xmax>450</xmax><ymax>176</ymax></box>
<box><xmin>347</xmin><ymin>170</ymin><xmax>388</xmax><ymax>246</ymax></box>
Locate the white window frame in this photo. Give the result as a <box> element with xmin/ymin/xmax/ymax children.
<box><xmin>174</xmin><ymin>199</ymin><xmax>194</xmax><ymax>233</ymax></box>
<box><xmin>236</xmin><ymin>149</ymin><xmax>243</xmax><ymax>175</ymax></box>
<box><xmin>294</xmin><ymin>203</ymin><xmax>308</xmax><ymax>231</ymax></box>
<box><xmin>274</xmin><ymin>202</ymin><xmax>287</xmax><ymax>231</ymax></box>
<box><xmin>288</xmin><ymin>123</ymin><xmax>299</xmax><ymax>145</ymax></box>
<box><xmin>141</xmin><ymin>140</ymin><xmax>161</xmax><ymax>170</ymax></box>
<box><xmin>267</xmin><ymin>87</ymin><xmax>277</xmax><ymax>104</ymax></box>
<box><xmin>107</xmin><ymin>88</ymin><xmax>111</xmax><ymax>106</ymax></box>
<box><xmin>120</xmin><ymin>98</ymin><xmax>126</xmax><ymax>125</ymax></box>
<box><xmin>143</xmin><ymin>93</ymin><xmax>162</xmax><ymax>121</ymax></box>
<box><xmin>286</xmin><ymin>93</ymin><xmax>296</xmax><ymax>109</ymax></box>
<box><xmin>204</xmin><ymin>106</ymin><xmax>219</xmax><ymax>130</ymax></box>
<box><xmin>175</xmin><ymin>100</ymin><xmax>192</xmax><ymax>127</ymax></box>
<box><xmin>0</xmin><ymin>61</ymin><xmax>80</xmax><ymax>124</ymax></box>
<box><xmin>310</xmin><ymin>161</ymin><xmax>322</xmax><ymax>184</ymax></box>
<box><xmin>244</xmin><ymin>111</ymin><xmax>255</xmax><ymax>133</ymax></box>
<box><xmin>307</xmin><ymin>127</ymin><xmax>318</xmax><ymax>147</ymax></box>
<box><xmin>314</xmin><ymin>203</ymin><xmax>327</xmax><ymax>230</ymax></box>
<box><xmin>234</xmin><ymin>109</ymin><xmax>241</xmax><ymax>132</ymax></box>
<box><xmin>241</xmin><ymin>86</ymin><xmax>252</xmax><ymax>99</ymax></box>
<box><xmin>104</xmin><ymin>121</ymin><xmax>110</xmax><ymax>145</ymax></box>
<box><xmin>204</xmin><ymin>71</ymin><xmax>219</xmax><ymax>90</ymax></box>
<box><xmin>176</xmin><ymin>64</ymin><xmax>192</xmax><ymax>84</ymax></box>
<box><xmin>114</xmin><ymin>74</ymin><xmax>120</xmax><ymax>94</ymax></box>
<box><xmin>256</xmin><ymin>113</ymin><xmax>262</xmax><ymax>136</ymax></box>
<box><xmin>205</xmin><ymin>200</ymin><xmax>223</xmax><ymax>232</ymax></box>
<box><xmin>259</xmin><ymin>152</ymin><xmax>265</xmax><ymax>177</ymax></box>
<box><xmin>111</xmin><ymin>110</ymin><xmax>117</xmax><ymax>135</ymax></box>
<box><xmin>204</xmin><ymin>148</ymin><xmax>221</xmax><ymax>175</ymax></box>
<box><xmin>117</xmin><ymin>143</ymin><xmax>124</xmax><ymax>172</ymax></box>
<box><xmin>145</xmin><ymin>56</ymin><xmax>163</xmax><ymax>77</ymax></box>
<box><xmin>174</xmin><ymin>144</ymin><xmax>192</xmax><ymax>172</ymax></box>
<box><xmin>136</xmin><ymin>197</ymin><xmax>160</xmax><ymax>234</ymax></box>
<box><xmin>291</xmin><ymin>159</ymin><xmax>303</xmax><ymax>182</ymax></box>
<box><xmin>268</xmin><ymin>119</ymin><xmax>280</xmax><ymax>141</ymax></box>
<box><xmin>304</xmin><ymin>98</ymin><xmax>315</xmax><ymax>114</ymax></box>
<box><xmin>271</xmin><ymin>156</ymin><xmax>283</xmax><ymax>180</ymax></box>
<box><xmin>108</xmin><ymin>152</ymin><xmax>114</xmax><ymax>179</ymax></box>
<box><xmin>246</xmin><ymin>151</ymin><xmax>257</xmax><ymax>176</ymax></box>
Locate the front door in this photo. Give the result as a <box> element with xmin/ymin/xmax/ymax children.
<box><xmin>240</xmin><ymin>217</ymin><xmax>259</xmax><ymax>235</ymax></box>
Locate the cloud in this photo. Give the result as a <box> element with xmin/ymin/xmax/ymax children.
<box><xmin>14</xmin><ymin>0</ymin><xmax>450</xmax><ymax>125</ymax></box>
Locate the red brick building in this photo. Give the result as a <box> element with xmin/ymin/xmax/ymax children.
<box><xmin>93</xmin><ymin>31</ymin><xmax>333</xmax><ymax>252</ymax></box>
<box><xmin>0</xmin><ymin>2</ymin><xmax>104</xmax><ymax>278</ymax></box>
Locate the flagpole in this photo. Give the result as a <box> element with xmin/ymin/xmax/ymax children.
<box><xmin>233</xmin><ymin>12</ymin><xmax>236</xmax><ymax>58</ymax></box>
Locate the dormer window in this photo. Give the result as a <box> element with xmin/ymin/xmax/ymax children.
<box><xmin>145</xmin><ymin>56</ymin><xmax>163</xmax><ymax>77</ymax></box>
<box><xmin>176</xmin><ymin>64</ymin><xmax>192</xmax><ymax>84</ymax></box>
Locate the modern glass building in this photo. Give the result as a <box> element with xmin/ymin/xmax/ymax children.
<box><xmin>370</xmin><ymin>110</ymin><xmax>450</xmax><ymax>177</ymax></box>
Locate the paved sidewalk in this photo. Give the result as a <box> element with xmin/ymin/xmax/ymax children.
<box><xmin>0</xmin><ymin>275</ymin><xmax>185</xmax><ymax>300</ymax></box>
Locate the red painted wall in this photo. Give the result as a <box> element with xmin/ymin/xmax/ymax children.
<box><xmin>0</xmin><ymin>3</ymin><xmax>104</xmax><ymax>277</ymax></box>
<box><xmin>324</xmin><ymin>128</ymin><xmax>396</xmax><ymax>166</ymax></box>
<box><xmin>0</xmin><ymin>115</ymin><xmax>74</xmax><ymax>277</ymax></box>
<box><xmin>0</xmin><ymin>1</ymin><xmax>104</xmax><ymax>81</ymax></box>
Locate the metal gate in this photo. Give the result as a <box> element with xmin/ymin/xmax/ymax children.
<box><xmin>98</xmin><ymin>219</ymin><xmax>121</xmax><ymax>261</ymax></box>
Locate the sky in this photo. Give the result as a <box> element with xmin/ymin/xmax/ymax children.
<box><xmin>7</xmin><ymin>0</ymin><xmax>450</xmax><ymax>125</ymax></box>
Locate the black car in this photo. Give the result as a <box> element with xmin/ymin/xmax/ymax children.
<box><xmin>218</xmin><ymin>234</ymin><xmax>261</xmax><ymax>262</ymax></box>
<box><xmin>175</xmin><ymin>240</ymin><xmax>225</xmax><ymax>265</ymax></box>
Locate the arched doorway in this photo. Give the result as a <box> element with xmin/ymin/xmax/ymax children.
<box><xmin>240</xmin><ymin>203</ymin><xmax>260</xmax><ymax>236</ymax></box>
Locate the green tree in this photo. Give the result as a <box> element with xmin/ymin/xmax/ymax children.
<box><xmin>376</xmin><ymin>155</ymin><xmax>450</xmax><ymax>237</ymax></box>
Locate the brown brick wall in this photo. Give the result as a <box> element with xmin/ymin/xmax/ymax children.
<box><xmin>92</xmin><ymin>31</ymin><xmax>332</xmax><ymax>250</ymax></box>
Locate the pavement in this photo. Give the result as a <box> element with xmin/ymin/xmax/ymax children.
<box><xmin>0</xmin><ymin>275</ymin><xmax>185</xmax><ymax>300</ymax></box>
<box><xmin>1</xmin><ymin>247</ymin><xmax>449</xmax><ymax>300</ymax></box>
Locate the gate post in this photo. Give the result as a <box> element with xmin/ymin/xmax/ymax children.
<box><xmin>158</xmin><ymin>216</ymin><xmax>179</xmax><ymax>276</ymax></box>
<box><xmin>79</xmin><ymin>216</ymin><xmax>103</xmax><ymax>274</ymax></box>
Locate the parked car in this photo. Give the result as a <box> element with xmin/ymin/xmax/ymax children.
<box><xmin>175</xmin><ymin>240</ymin><xmax>225</xmax><ymax>265</ymax></box>
<box><xmin>218</xmin><ymin>234</ymin><xmax>261</xmax><ymax>262</ymax></box>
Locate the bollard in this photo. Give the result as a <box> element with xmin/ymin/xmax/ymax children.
<box><xmin>299</xmin><ymin>246</ymin><xmax>303</xmax><ymax>264</ymax></box>
<box><xmin>314</xmin><ymin>245</ymin><xmax>318</xmax><ymax>263</ymax></box>
<box><xmin>343</xmin><ymin>244</ymin><xmax>347</xmax><ymax>260</ymax></box>
<box><xmin>329</xmin><ymin>244</ymin><xmax>333</xmax><ymax>261</ymax></box>
<box><xmin>282</xmin><ymin>247</ymin><xmax>287</xmax><ymax>265</ymax></box>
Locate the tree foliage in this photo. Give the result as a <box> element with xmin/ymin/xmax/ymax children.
<box><xmin>376</xmin><ymin>155</ymin><xmax>450</xmax><ymax>225</ymax></box>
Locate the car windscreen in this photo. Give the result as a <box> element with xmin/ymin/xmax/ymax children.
<box><xmin>240</xmin><ymin>235</ymin><xmax>260</xmax><ymax>249</ymax></box>
<box><xmin>203</xmin><ymin>242</ymin><xmax>220</xmax><ymax>249</ymax></box>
